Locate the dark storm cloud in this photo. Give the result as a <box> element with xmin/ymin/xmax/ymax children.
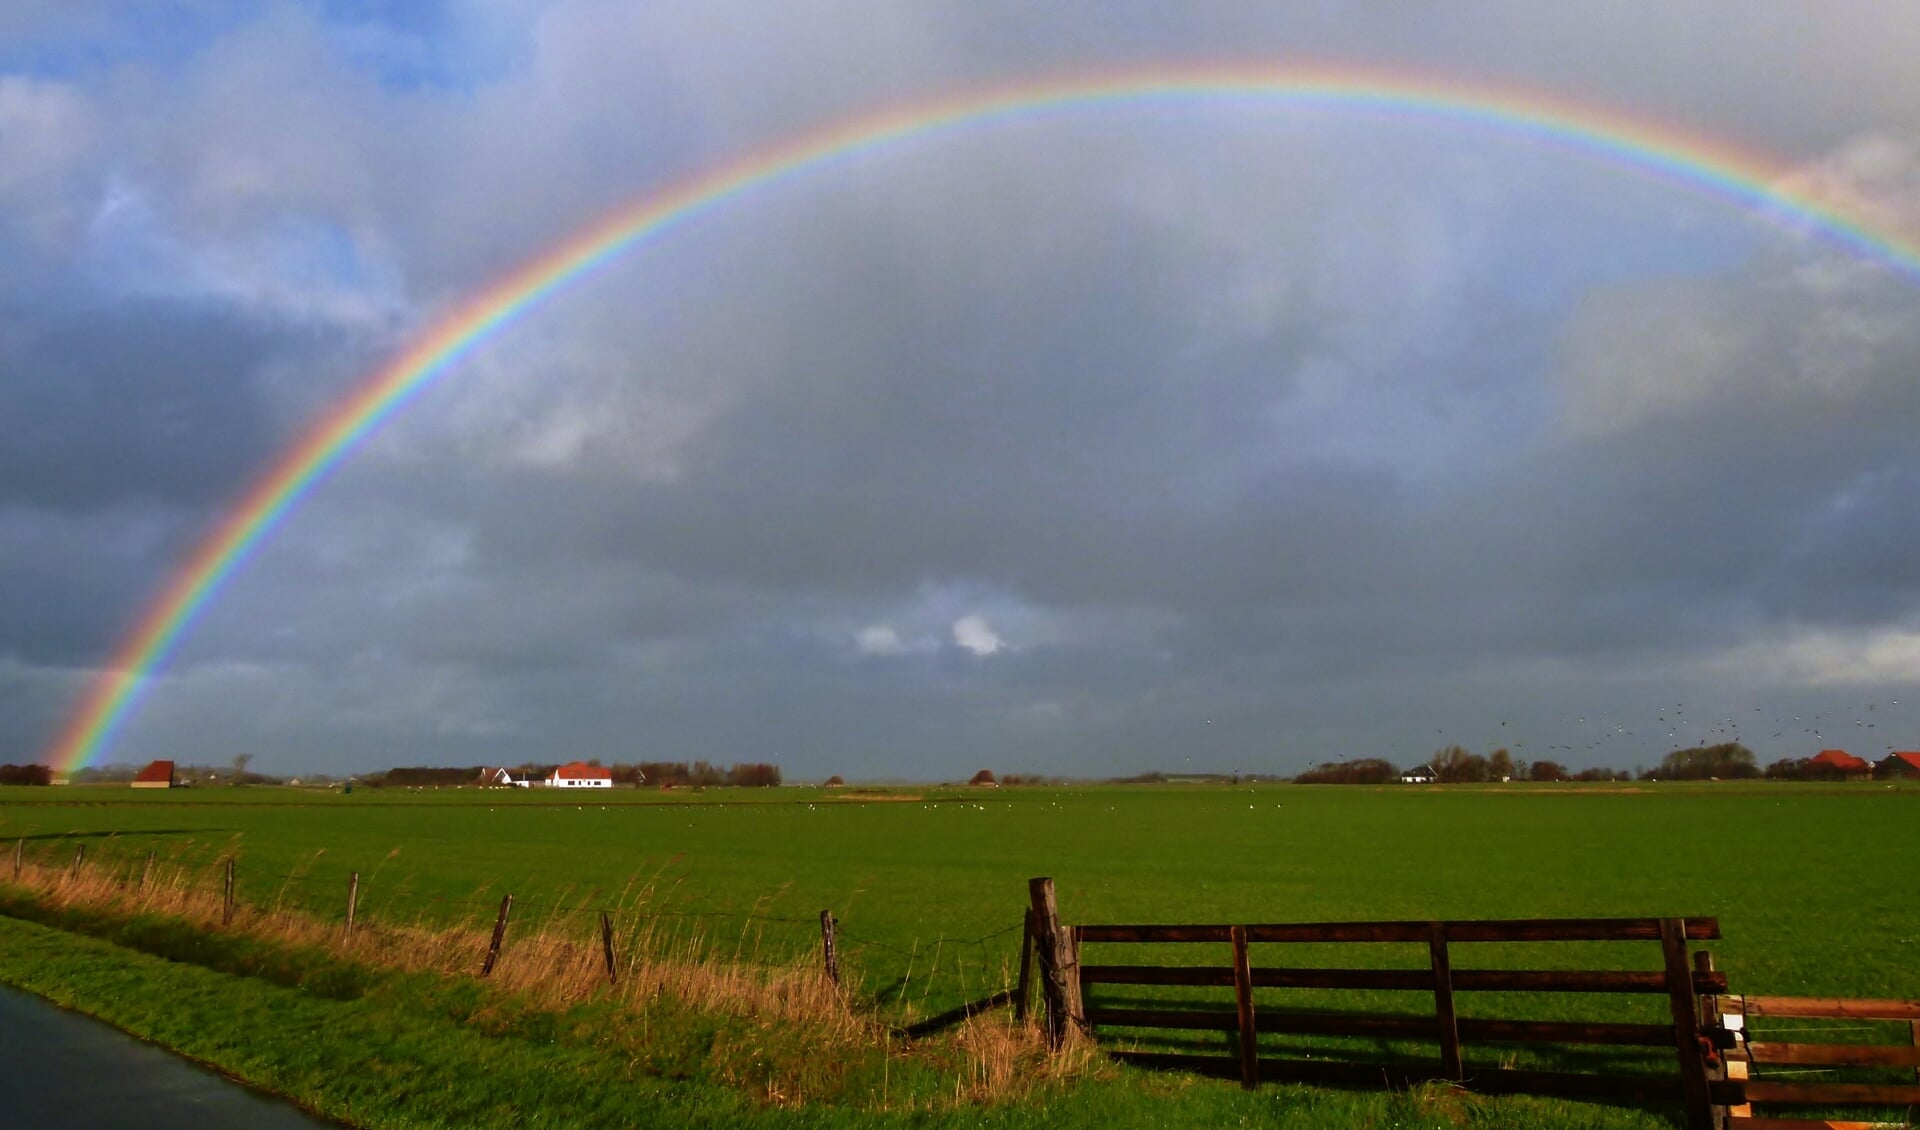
<box><xmin>0</xmin><ymin>297</ymin><xmax>279</xmax><ymax>510</ymax></box>
<box><xmin>9</xmin><ymin>1</ymin><xmax>1920</xmax><ymax>776</ymax></box>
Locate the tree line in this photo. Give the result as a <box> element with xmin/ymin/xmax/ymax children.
<box><xmin>1294</xmin><ymin>741</ymin><xmax>1912</xmax><ymax>784</ymax></box>
<box><xmin>363</xmin><ymin>761</ymin><xmax>783</xmax><ymax>788</ymax></box>
<box><xmin>1294</xmin><ymin>746</ymin><xmax>1630</xmax><ymax>785</ymax></box>
<box><xmin>0</xmin><ymin>763</ymin><xmax>52</xmax><ymax>786</ymax></box>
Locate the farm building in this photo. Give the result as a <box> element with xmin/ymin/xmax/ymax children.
<box><xmin>1809</xmin><ymin>749</ymin><xmax>1872</xmax><ymax>779</ymax></box>
<box><xmin>1399</xmin><ymin>765</ymin><xmax>1437</xmax><ymax>784</ymax></box>
<box><xmin>1876</xmin><ymin>752</ymin><xmax>1920</xmax><ymax>779</ymax></box>
<box><xmin>545</xmin><ymin>762</ymin><xmax>612</xmax><ymax>788</ymax></box>
<box><xmin>477</xmin><ymin>767</ymin><xmax>526</xmax><ymax>788</ymax></box>
<box><xmin>131</xmin><ymin>760</ymin><xmax>175</xmax><ymax>789</ymax></box>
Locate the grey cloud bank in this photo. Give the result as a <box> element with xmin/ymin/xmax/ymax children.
<box><xmin>3</xmin><ymin>3</ymin><xmax>1919</xmax><ymax>778</ymax></box>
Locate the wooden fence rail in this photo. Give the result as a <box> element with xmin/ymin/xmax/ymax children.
<box><xmin>1716</xmin><ymin>994</ymin><xmax>1920</xmax><ymax>1128</ymax></box>
<box><xmin>1035</xmin><ymin>884</ymin><xmax>1726</xmax><ymax>1129</ymax></box>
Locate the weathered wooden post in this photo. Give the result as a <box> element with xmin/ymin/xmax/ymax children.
<box><xmin>1661</xmin><ymin>918</ymin><xmax>1715</xmax><ymax>1130</ymax></box>
<box><xmin>600</xmin><ymin>910</ymin><xmax>618</xmax><ymax>984</ymax></box>
<box><xmin>1693</xmin><ymin>950</ymin><xmax>1730</xmax><ymax>1126</ymax></box>
<box><xmin>11</xmin><ymin>838</ymin><xmax>21</xmax><ymax>880</ymax></box>
<box><xmin>1429</xmin><ymin>921</ymin><xmax>1462</xmax><ymax>1080</ymax></box>
<box><xmin>1014</xmin><ymin>908</ymin><xmax>1036</xmax><ymax>1021</ymax></box>
<box><xmin>222</xmin><ymin>856</ymin><xmax>236</xmax><ymax>925</ymax></box>
<box><xmin>69</xmin><ymin>843</ymin><xmax>85</xmax><ymax>878</ymax></box>
<box><xmin>481</xmin><ymin>894</ymin><xmax>513</xmax><ymax>976</ymax></box>
<box><xmin>1027</xmin><ymin>877</ymin><xmax>1078</xmax><ymax>1050</ymax></box>
<box><xmin>140</xmin><ymin>851</ymin><xmax>155</xmax><ymax>891</ymax></box>
<box><xmin>819</xmin><ymin>910</ymin><xmax>839</xmax><ymax>987</ymax></box>
<box><xmin>344</xmin><ymin>872</ymin><xmax>359</xmax><ymax>941</ymax></box>
<box><xmin>1230</xmin><ymin>924</ymin><xmax>1259</xmax><ymax>1090</ymax></box>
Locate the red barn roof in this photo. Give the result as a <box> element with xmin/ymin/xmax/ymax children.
<box><xmin>1883</xmin><ymin>752</ymin><xmax>1920</xmax><ymax>773</ymax></box>
<box><xmin>132</xmin><ymin>759</ymin><xmax>175</xmax><ymax>784</ymax></box>
<box><xmin>1811</xmin><ymin>749</ymin><xmax>1870</xmax><ymax>772</ymax></box>
<box><xmin>551</xmin><ymin>761</ymin><xmax>610</xmax><ymax>780</ymax></box>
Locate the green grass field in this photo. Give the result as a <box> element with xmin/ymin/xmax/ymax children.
<box><xmin>2</xmin><ymin>780</ymin><xmax>1917</xmax><ymax>1126</ymax></box>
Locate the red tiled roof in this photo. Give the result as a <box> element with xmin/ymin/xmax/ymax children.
<box><xmin>551</xmin><ymin>761</ymin><xmax>610</xmax><ymax>780</ymax></box>
<box><xmin>132</xmin><ymin>760</ymin><xmax>175</xmax><ymax>784</ymax></box>
<box><xmin>1811</xmin><ymin>749</ymin><xmax>1870</xmax><ymax>772</ymax></box>
<box><xmin>1883</xmin><ymin>752</ymin><xmax>1920</xmax><ymax>772</ymax></box>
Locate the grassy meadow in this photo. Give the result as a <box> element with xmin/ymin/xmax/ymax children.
<box><xmin>1</xmin><ymin>779</ymin><xmax>1916</xmax><ymax>1127</ymax></box>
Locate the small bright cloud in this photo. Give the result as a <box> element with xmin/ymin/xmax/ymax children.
<box><xmin>952</xmin><ymin>614</ymin><xmax>1004</xmax><ymax>656</ymax></box>
<box><xmin>855</xmin><ymin>624</ymin><xmax>907</xmax><ymax>656</ymax></box>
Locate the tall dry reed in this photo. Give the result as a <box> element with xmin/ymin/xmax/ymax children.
<box><xmin>0</xmin><ymin>843</ymin><xmax>1074</xmax><ymax>1108</ymax></box>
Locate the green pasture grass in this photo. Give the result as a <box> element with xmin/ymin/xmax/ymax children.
<box><xmin>3</xmin><ymin>780</ymin><xmax>1917</xmax><ymax>1126</ymax></box>
<box><xmin>0</xmin><ymin>911</ymin><xmax>1671</xmax><ymax>1128</ymax></box>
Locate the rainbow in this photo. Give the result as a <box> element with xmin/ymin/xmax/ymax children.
<box><xmin>42</xmin><ymin>64</ymin><xmax>1920</xmax><ymax>774</ymax></box>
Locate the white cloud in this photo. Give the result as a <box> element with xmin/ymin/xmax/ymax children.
<box><xmin>952</xmin><ymin>613</ymin><xmax>1004</xmax><ymax>656</ymax></box>
<box><xmin>0</xmin><ymin>76</ymin><xmax>98</xmax><ymax>244</ymax></box>
<box><xmin>1699</xmin><ymin>624</ymin><xmax>1920</xmax><ymax>687</ymax></box>
<box><xmin>855</xmin><ymin>624</ymin><xmax>907</xmax><ymax>656</ymax></box>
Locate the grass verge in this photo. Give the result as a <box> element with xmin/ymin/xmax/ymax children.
<box><xmin>0</xmin><ymin>868</ymin><xmax>1686</xmax><ymax>1127</ymax></box>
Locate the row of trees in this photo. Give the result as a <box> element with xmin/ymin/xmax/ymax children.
<box><xmin>365</xmin><ymin>761</ymin><xmax>783</xmax><ymax>788</ymax></box>
<box><xmin>1293</xmin><ymin>744</ymin><xmax>1731</xmax><ymax>785</ymax></box>
<box><xmin>0</xmin><ymin>763</ymin><xmax>52</xmax><ymax>786</ymax></box>
<box><xmin>636</xmin><ymin>761</ymin><xmax>782</xmax><ymax>788</ymax></box>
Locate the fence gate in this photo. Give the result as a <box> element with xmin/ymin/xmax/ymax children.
<box><xmin>1707</xmin><ymin>993</ymin><xmax>1920</xmax><ymax>1128</ymax></box>
<box><xmin>1025</xmin><ymin>878</ymin><xmax>1728</xmax><ymax>1130</ymax></box>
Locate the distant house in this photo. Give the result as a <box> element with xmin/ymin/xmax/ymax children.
<box><xmin>1876</xmin><ymin>752</ymin><xmax>1920</xmax><ymax>780</ymax></box>
<box><xmin>131</xmin><ymin>760</ymin><xmax>175</xmax><ymax>789</ymax></box>
<box><xmin>968</xmin><ymin>769</ymin><xmax>999</xmax><ymax>787</ymax></box>
<box><xmin>1399</xmin><ymin>765</ymin><xmax>1437</xmax><ymax>784</ymax></box>
<box><xmin>1810</xmin><ymin>749</ymin><xmax>1872</xmax><ymax>780</ymax></box>
<box><xmin>546</xmin><ymin>762</ymin><xmax>612</xmax><ymax>789</ymax></box>
<box><xmin>477</xmin><ymin>767</ymin><xmax>526</xmax><ymax>788</ymax></box>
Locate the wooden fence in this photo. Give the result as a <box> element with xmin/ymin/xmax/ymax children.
<box><xmin>1026</xmin><ymin>877</ymin><xmax>1729</xmax><ymax>1129</ymax></box>
<box><xmin>1709</xmin><ymin>993</ymin><xmax>1920</xmax><ymax>1129</ymax></box>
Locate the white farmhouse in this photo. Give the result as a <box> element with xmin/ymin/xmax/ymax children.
<box><xmin>546</xmin><ymin>761</ymin><xmax>613</xmax><ymax>789</ymax></box>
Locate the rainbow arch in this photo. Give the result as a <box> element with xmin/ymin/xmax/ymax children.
<box><xmin>43</xmin><ymin>64</ymin><xmax>1920</xmax><ymax>774</ymax></box>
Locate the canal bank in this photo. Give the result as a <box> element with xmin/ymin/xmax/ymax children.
<box><xmin>0</xmin><ymin>984</ymin><xmax>337</xmax><ymax>1129</ymax></box>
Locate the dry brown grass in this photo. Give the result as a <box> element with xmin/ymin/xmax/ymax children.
<box><xmin>0</xmin><ymin>847</ymin><xmax>1069</xmax><ymax>1110</ymax></box>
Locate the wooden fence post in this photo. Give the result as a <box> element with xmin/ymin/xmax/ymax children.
<box><xmin>1910</xmin><ymin>1018</ymin><xmax>1919</xmax><ymax>1086</ymax></box>
<box><xmin>140</xmin><ymin>851</ymin><xmax>155</xmax><ymax>891</ymax></box>
<box><xmin>11</xmin><ymin>838</ymin><xmax>21</xmax><ymax>880</ymax></box>
<box><xmin>222</xmin><ymin>857</ymin><xmax>236</xmax><ymax>925</ymax></box>
<box><xmin>1066</xmin><ymin>925</ymin><xmax>1084</xmax><ymax>1033</ymax></box>
<box><xmin>70</xmin><ymin>843</ymin><xmax>84</xmax><ymax>878</ymax></box>
<box><xmin>1694</xmin><ymin>950</ymin><xmax>1728</xmax><ymax>1126</ymax></box>
<box><xmin>600</xmin><ymin>910</ymin><xmax>618</xmax><ymax>984</ymax></box>
<box><xmin>481</xmin><ymin>894</ymin><xmax>513</xmax><ymax>976</ymax></box>
<box><xmin>819</xmin><ymin>910</ymin><xmax>839</xmax><ymax>986</ymax></box>
<box><xmin>344</xmin><ymin>872</ymin><xmax>359</xmax><ymax>941</ymax></box>
<box><xmin>1028</xmin><ymin>877</ymin><xmax>1073</xmax><ymax>1050</ymax></box>
<box><xmin>1661</xmin><ymin>918</ymin><xmax>1715</xmax><ymax>1130</ymax></box>
<box><xmin>1231</xmin><ymin>924</ymin><xmax>1259</xmax><ymax>1090</ymax></box>
<box><xmin>1014</xmin><ymin>908</ymin><xmax>1036</xmax><ymax>1022</ymax></box>
<box><xmin>1430</xmin><ymin>921</ymin><xmax>1463</xmax><ymax>1080</ymax></box>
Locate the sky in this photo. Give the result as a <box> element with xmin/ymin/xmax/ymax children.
<box><xmin>4</xmin><ymin>1</ymin><xmax>1920</xmax><ymax>780</ymax></box>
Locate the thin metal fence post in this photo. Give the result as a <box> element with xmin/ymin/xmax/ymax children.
<box><xmin>344</xmin><ymin>872</ymin><xmax>359</xmax><ymax>941</ymax></box>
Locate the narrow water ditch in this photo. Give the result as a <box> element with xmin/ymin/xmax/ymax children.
<box><xmin>0</xmin><ymin>983</ymin><xmax>341</xmax><ymax>1129</ymax></box>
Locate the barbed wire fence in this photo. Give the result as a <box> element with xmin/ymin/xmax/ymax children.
<box><xmin>0</xmin><ymin>831</ymin><xmax>1034</xmax><ymax>1032</ymax></box>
